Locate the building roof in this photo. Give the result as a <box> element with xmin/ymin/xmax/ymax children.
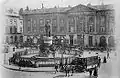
<box><xmin>21</xmin><ymin>4</ymin><xmax>114</xmax><ymax>15</ymax></box>
<box><xmin>22</xmin><ymin>7</ymin><xmax>72</xmax><ymax>14</ymax></box>
<box><xmin>89</xmin><ymin>4</ymin><xmax>114</xmax><ymax>10</ymax></box>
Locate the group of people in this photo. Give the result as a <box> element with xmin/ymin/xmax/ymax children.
<box><xmin>54</xmin><ymin>63</ymin><xmax>74</xmax><ymax>77</ymax></box>
<box><xmin>89</xmin><ymin>67</ymin><xmax>98</xmax><ymax>78</ymax></box>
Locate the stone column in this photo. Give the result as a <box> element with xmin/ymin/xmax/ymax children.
<box><xmin>94</xmin><ymin>15</ymin><xmax>97</xmax><ymax>34</ymax></box>
<box><xmin>74</xmin><ymin>16</ymin><xmax>77</xmax><ymax>33</ymax></box>
<box><xmin>85</xmin><ymin>16</ymin><xmax>88</xmax><ymax>33</ymax></box>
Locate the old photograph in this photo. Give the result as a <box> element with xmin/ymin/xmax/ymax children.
<box><xmin>1</xmin><ymin>0</ymin><xmax>119</xmax><ymax>78</ymax></box>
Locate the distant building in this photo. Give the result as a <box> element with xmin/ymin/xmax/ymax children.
<box><xmin>4</xmin><ymin>8</ymin><xmax>23</xmax><ymax>45</ymax></box>
<box><xmin>20</xmin><ymin>4</ymin><xmax>115</xmax><ymax>48</ymax></box>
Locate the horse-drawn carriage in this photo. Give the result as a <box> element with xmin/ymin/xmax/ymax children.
<box><xmin>60</xmin><ymin>54</ymin><xmax>99</xmax><ymax>73</ymax></box>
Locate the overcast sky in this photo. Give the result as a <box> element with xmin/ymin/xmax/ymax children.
<box><xmin>2</xmin><ymin>0</ymin><xmax>117</xmax><ymax>10</ymax></box>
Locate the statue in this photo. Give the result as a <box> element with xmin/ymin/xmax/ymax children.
<box><xmin>45</xmin><ymin>21</ymin><xmax>51</xmax><ymax>37</ymax></box>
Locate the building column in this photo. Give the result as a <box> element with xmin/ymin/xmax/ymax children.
<box><xmin>85</xmin><ymin>16</ymin><xmax>88</xmax><ymax>33</ymax></box>
<box><xmin>74</xmin><ymin>16</ymin><xmax>77</xmax><ymax>33</ymax></box>
<box><xmin>94</xmin><ymin>15</ymin><xmax>97</xmax><ymax>34</ymax></box>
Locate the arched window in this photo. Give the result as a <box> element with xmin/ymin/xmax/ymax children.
<box><xmin>10</xmin><ymin>27</ymin><xmax>12</xmax><ymax>34</ymax></box>
<box><xmin>14</xmin><ymin>36</ymin><xmax>18</xmax><ymax>42</ymax></box>
<box><xmin>10</xmin><ymin>36</ymin><xmax>13</xmax><ymax>43</ymax></box>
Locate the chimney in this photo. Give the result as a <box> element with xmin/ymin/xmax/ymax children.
<box><xmin>68</xmin><ymin>5</ymin><xmax>71</xmax><ymax>8</ymax></box>
<box><xmin>42</xmin><ymin>3</ymin><xmax>44</xmax><ymax>8</ymax></box>
<box><xmin>54</xmin><ymin>6</ymin><xmax>57</xmax><ymax>8</ymax></box>
<box><xmin>26</xmin><ymin>6</ymin><xmax>29</xmax><ymax>10</ymax></box>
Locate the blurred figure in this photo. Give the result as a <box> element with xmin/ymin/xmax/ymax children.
<box><xmin>107</xmin><ymin>52</ymin><xmax>110</xmax><ymax>59</ymax></box>
<box><xmin>55</xmin><ymin>63</ymin><xmax>58</xmax><ymax>73</ymax></box>
<box><xmin>103</xmin><ymin>56</ymin><xmax>107</xmax><ymax>63</ymax></box>
<box><xmin>93</xmin><ymin>67</ymin><xmax>98</xmax><ymax>78</ymax></box>
<box><xmin>97</xmin><ymin>57</ymin><xmax>101</xmax><ymax>68</ymax></box>
<box><xmin>89</xmin><ymin>69</ymin><xmax>93</xmax><ymax>77</ymax></box>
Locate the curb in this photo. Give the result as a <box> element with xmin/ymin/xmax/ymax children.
<box><xmin>2</xmin><ymin>65</ymin><xmax>56</xmax><ymax>72</ymax></box>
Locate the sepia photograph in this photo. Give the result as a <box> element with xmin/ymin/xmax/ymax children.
<box><xmin>0</xmin><ymin>0</ymin><xmax>120</xmax><ymax>78</ymax></box>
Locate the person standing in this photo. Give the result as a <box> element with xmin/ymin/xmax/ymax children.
<box><xmin>93</xmin><ymin>67</ymin><xmax>98</xmax><ymax>78</ymax></box>
<box><xmin>64</xmin><ymin>65</ymin><xmax>68</xmax><ymax>76</ymax></box>
<box><xmin>89</xmin><ymin>69</ymin><xmax>93</xmax><ymax>77</ymax></box>
<box><xmin>71</xmin><ymin>65</ymin><xmax>74</xmax><ymax>76</ymax></box>
<box><xmin>103</xmin><ymin>56</ymin><xmax>107</xmax><ymax>63</ymax></box>
<box><xmin>98</xmin><ymin>57</ymin><xmax>101</xmax><ymax>68</ymax></box>
<box><xmin>55</xmin><ymin>63</ymin><xmax>58</xmax><ymax>73</ymax></box>
<box><xmin>107</xmin><ymin>52</ymin><xmax>110</xmax><ymax>59</ymax></box>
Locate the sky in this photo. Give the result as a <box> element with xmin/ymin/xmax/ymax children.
<box><xmin>2</xmin><ymin>0</ymin><xmax>117</xmax><ymax>10</ymax></box>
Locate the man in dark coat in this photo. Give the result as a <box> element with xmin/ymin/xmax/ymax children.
<box><xmin>98</xmin><ymin>57</ymin><xmax>101</xmax><ymax>68</ymax></box>
<box><xmin>93</xmin><ymin>67</ymin><xmax>98</xmax><ymax>78</ymax></box>
<box><xmin>89</xmin><ymin>69</ymin><xmax>93</xmax><ymax>77</ymax></box>
<box><xmin>55</xmin><ymin>63</ymin><xmax>58</xmax><ymax>73</ymax></box>
<box><xmin>103</xmin><ymin>56</ymin><xmax>107</xmax><ymax>63</ymax></box>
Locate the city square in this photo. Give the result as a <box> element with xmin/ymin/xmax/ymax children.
<box><xmin>1</xmin><ymin>0</ymin><xmax>119</xmax><ymax>78</ymax></box>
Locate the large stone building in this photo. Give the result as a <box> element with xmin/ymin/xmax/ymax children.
<box><xmin>4</xmin><ymin>8</ymin><xmax>23</xmax><ymax>45</ymax></box>
<box><xmin>20</xmin><ymin>4</ymin><xmax>115</xmax><ymax>48</ymax></box>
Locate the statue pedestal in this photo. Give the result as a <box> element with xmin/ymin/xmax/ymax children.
<box><xmin>43</xmin><ymin>36</ymin><xmax>52</xmax><ymax>45</ymax></box>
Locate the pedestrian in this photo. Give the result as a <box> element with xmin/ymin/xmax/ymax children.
<box><xmin>103</xmin><ymin>56</ymin><xmax>107</xmax><ymax>63</ymax></box>
<box><xmin>98</xmin><ymin>57</ymin><xmax>101</xmax><ymax>68</ymax></box>
<box><xmin>67</xmin><ymin>64</ymin><xmax>70</xmax><ymax>77</ymax></box>
<box><xmin>64</xmin><ymin>65</ymin><xmax>68</xmax><ymax>76</ymax></box>
<box><xmin>93</xmin><ymin>67</ymin><xmax>98</xmax><ymax>78</ymax></box>
<box><xmin>71</xmin><ymin>65</ymin><xmax>74</xmax><ymax>76</ymax></box>
<box><xmin>107</xmin><ymin>52</ymin><xmax>110</xmax><ymax>59</ymax></box>
<box><xmin>55</xmin><ymin>63</ymin><xmax>58</xmax><ymax>74</ymax></box>
<box><xmin>89</xmin><ymin>69</ymin><xmax>93</xmax><ymax>77</ymax></box>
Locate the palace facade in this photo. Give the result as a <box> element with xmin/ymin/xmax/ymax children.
<box><xmin>20</xmin><ymin>4</ymin><xmax>115</xmax><ymax>48</ymax></box>
<box><xmin>4</xmin><ymin>8</ymin><xmax>23</xmax><ymax>45</ymax></box>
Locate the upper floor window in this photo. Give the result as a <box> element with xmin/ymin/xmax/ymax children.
<box><xmin>20</xmin><ymin>21</ymin><xmax>23</xmax><ymax>25</ymax></box>
<box><xmin>89</xmin><ymin>25</ymin><xmax>93</xmax><ymax>32</ymax></box>
<box><xmin>10</xmin><ymin>27</ymin><xmax>12</xmax><ymax>34</ymax></box>
<box><xmin>33</xmin><ymin>20</ymin><xmax>37</xmax><ymax>32</ymax></box>
<box><xmin>100</xmin><ymin>27</ymin><xmax>105</xmax><ymax>32</ymax></box>
<box><xmin>69</xmin><ymin>26</ymin><xmax>74</xmax><ymax>33</ymax></box>
<box><xmin>40</xmin><ymin>19</ymin><xmax>44</xmax><ymax>25</ymax></box>
<box><xmin>14</xmin><ymin>19</ymin><xmax>17</xmax><ymax>25</ymax></box>
<box><xmin>28</xmin><ymin>20</ymin><xmax>31</xmax><ymax>32</ymax></box>
<box><xmin>52</xmin><ymin>19</ymin><xmax>57</xmax><ymax>26</ymax></box>
<box><xmin>69</xmin><ymin>17</ymin><xmax>75</xmax><ymax>25</ymax></box>
<box><xmin>100</xmin><ymin>16</ymin><xmax>105</xmax><ymax>26</ymax></box>
<box><xmin>20</xmin><ymin>27</ymin><xmax>22</xmax><ymax>33</ymax></box>
<box><xmin>10</xmin><ymin>19</ymin><xmax>13</xmax><ymax>24</ymax></box>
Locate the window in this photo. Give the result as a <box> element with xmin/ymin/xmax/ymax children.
<box><xmin>20</xmin><ymin>27</ymin><xmax>22</xmax><ymax>33</ymax></box>
<box><xmin>69</xmin><ymin>18</ymin><xmax>75</xmax><ymax>25</ymax></box>
<box><xmin>10</xmin><ymin>19</ymin><xmax>13</xmax><ymax>24</ymax></box>
<box><xmin>14</xmin><ymin>19</ymin><xmax>17</xmax><ymax>25</ymax></box>
<box><xmin>69</xmin><ymin>26</ymin><xmax>74</xmax><ymax>33</ymax></box>
<box><xmin>40</xmin><ymin>19</ymin><xmax>44</xmax><ymax>25</ymax></box>
<box><xmin>100</xmin><ymin>27</ymin><xmax>105</xmax><ymax>32</ymax></box>
<box><xmin>33</xmin><ymin>20</ymin><xmax>37</xmax><ymax>32</ymax></box>
<box><xmin>89</xmin><ymin>25</ymin><xmax>93</xmax><ymax>32</ymax></box>
<box><xmin>14</xmin><ymin>26</ymin><xmax>17</xmax><ymax>33</ymax></box>
<box><xmin>60</xmin><ymin>27</ymin><xmax>65</xmax><ymax>33</ymax></box>
<box><xmin>100</xmin><ymin>16</ymin><xmax>105</xmax><ymax>26</ymax></box>
<box><xmin>28</xmin><ymin>21</ymin><xmax>31</xmax><ymax>32</ymax></box>
<box><xmin>10</xmin><ymin>27</ymin><xmax>12</xmax><ymax>34</ymax></box>
<box><xmin>89</xmin><ymin>36</ymin><xmax>93</xmax><ymax>46</ymax></box>
<box><xmin>60</xmin><ymin>19</ymin><xmax>64</xmax><ymax>24</ymax></box>
<box><xmin>52</xmin><ymin>19</ymin><xmax>57</xmax><ymax>26</ymax></box>
<box><xmin>20</xmin><ymin>21</ymin><xmax>23</xmax><ymax>25</ymax></box>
